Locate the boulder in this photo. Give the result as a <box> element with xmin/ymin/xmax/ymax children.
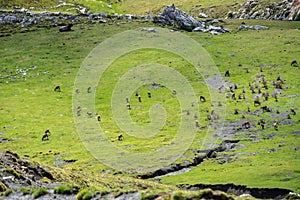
<box><xmin>154</xmin><ymin>5</ymin><xmax>230</xmax><ymax>34</ymax></box>
<box><xmin>59</xmin><ymin>24</ymin><xmax>73</xmax><ymax>32</ymax></box>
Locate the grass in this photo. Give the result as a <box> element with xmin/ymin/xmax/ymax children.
<box><xmin>0</xmin><ymin>6</ymin><xmax>299</xmax><ymax>197</ymax></box>
<box><xmin>32</xmin><ymin>187</ymin><xmax>48</xmax><ymax>199</ymax></box>
<box><xmin>0</xmin><ymin>0</ymin><xmax>122</xmax><ymax>14</ymax></box>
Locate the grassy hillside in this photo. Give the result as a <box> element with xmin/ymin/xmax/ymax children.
<box><xmin>0</xmin><ymin>0</ymin><xmax>283</xmax><ymax>17</ymax></box>
<box><xmin>0</xmin><ymin>0</ymin><xmax>300</xmax><ymax>199</ymax></box>
<box><xmin>1</xmin><ymin>18</ymin><xmax>299</xmax><ymax>195</ymax></box>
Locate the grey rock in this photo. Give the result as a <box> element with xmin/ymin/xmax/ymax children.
<box><xmin>228</xmin><ymin>0</ymin><xmax>300</xmax><ymax>21</ymax></box>
<box><xmin>154</xmin><ymin>5</ymin><xmax>230</xmax><ymax>34</ymax></box>
<box><xmin>238</xmin><ymin>25</ymin><xmax>269</xmax><ymax>31</ymax></box>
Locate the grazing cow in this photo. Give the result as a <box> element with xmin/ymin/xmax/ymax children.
<box><xmin>277</xmin><ymin>75</ymin><xmax>282</xmax><ymax>81</ymax></box>
<box><xmin>118</xmin><ymin>134</ymin><xmax>124</xmax><ymax>141</ymax></box>
<box><xmin>207</xmin><ymin>114</ymin><xmax>212</xmax><ymax>121</ymax></box>
<box><xmin>247</xmin><ymin>106</ymin><xmax>250</xmax><ymax>112</ymax></box>
<box><xmin>138</xmin><ymin>95</ymin><xmax>142</xmax><ymax>102</ymax></box>
<box><xmin>287</xmin><ymin>114</ymin><xmax>291</xmax><ymax>119</ymax></box>
<box><xmin>290</xmin><ymin>108</ymin><xmax>296</xmax><ymax>115</ymax></box>
<box><xmin>126</xmin><ymin>103</ymin><xmax>131</xmax><ymax>110</ymax></box>
<box><xmin>200</xmin><ymin>96</ymin><xmax>206</xmax><ymax>102</ymax></box>
<box><xmin>254</xmin><ymin>97</ymin><xmax>261</xmax><ymax>106</ymax></box>
<box><xmin>242</xmin><ymin>88</ymin><xmax>246</xmax><ymax>93</ymax></box>
<box><xmin>42</xmin><ymin>129</ymin><xmax>50</xmax><ymax>141</ymax></box>
<box><xmin>135</xmin><ymin>91</ymin><xmax>139</xmax><ymax>96</ymax></box>
<box><xmin>224</xmin><ymin>70</ymin><xmax>230</xmax><ymax>77</ymax></box>
<box><xmin>234</xmin><ymin>109</ymin><xmax>238</xmax><ymax>115</ymax></box>
<box><xmin>77</xmin><ymin>106</ymin><xmax>81</xmax><ymax>116</ymax></box>
<box><xmin>87</xmin><ymin>112</ymin><xmax>93</xmax><ymax>118</ymax></box>
<box><xmin>291</xmin><ymin>60</ymin><xmax>298</xmax><ymax>66</ymax></box>
<box><xmin>229</xmin><ymin>85</ymin><xmax>234</xmax><ymax>93</ymax></box>
<box><xmin>231</xmin><ymin>93</ymin><xmax>236</xmax><ymax>100</ymax></box>
<box><xmin>125</xmin><ymin>97</ymin><xmax>129</xmax><ymax>103</ymax></box>
<box><xmin>87</xmin><ymin>86</ymin><xmax>92</xmax><ymax>93</ymax></box>
<box><xmin>261</xmin><ymin>106</ymin><xmax>271</xmax><ymax>112</ymax></box>
<box><xmin>172</xmin><ymin>89</ymin><xmax>177</xmax><ymax>95</ymax></box>
<box><xmin>194</xmin><ymin>114</ymin><xmax>198</xmax><ymax>119</ymax></box>
<box><xmin>97</xmin><ymin>115</ymin><xmax>101</xmax><ymax>121</ymax></box>
<box><xmin>260</xmin><ymin>67</ymin><xmax>263</xmax><ymax>72</ymax></box>
<box><xmin>238</xmin><ymin>93</ymin><xmax>245</xmax><ymax>100</ymax></box>
<box><xmin>258</xmin><ymin>118</ymin><xmax>265</xmax><ymax>129</ymax></box>
<box><xmin>242</xmin><ymin>121</ymin><xmax>251</xmax><ymax>129</ymax></box>
<box><xmin>263</xmin><ymin>92</ymin><xmax>269</xmax><ymax>101</ymax></box>
<box><xmin>250</xmin><ymin>86</ymin><xmax>255</xmax><ymax>94</ymax></box>
<box><xmin>275</xmin><ymin>81</ymin><xmax>282</xmax><ymax>89</ymax></box>
<box><xmin>54</xmin><ymin>86</ymin><xmax>61</xmax><ymax>92</ymax></box>
<box><xmin>195</xmin><ymin>120</ymin><xmax>200</xmax><ymax>127</ymax></box>
<box><xmin>59</xmin><ymin>24</ymin><xmax>73</xmax><ymax>32</ymax></box>
<box><xmin>75</xmin><ymin>88</ymin><xmax>79</xmax><ymax>94</ymax></box>
<box><xmin>273</xmin><ymin>122</ymin><xmax>278</xmax><ymax>131</ymax></box>
<box><xmin>147</xmin><ymin>91</ymin><xmax>151</xmax><ymax>98</ymax></box>
<box><xmin>273</xmin><ymin>93</ymin><xmax>278</xmax><ymax>102</ymax></box>
<box><xmin>258</xmin><ymin>88</ymin><xmax>261</xmax><ymax>94</ymax></box>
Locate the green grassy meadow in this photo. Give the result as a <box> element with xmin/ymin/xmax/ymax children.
<box><xmin>0</xmin><ymin>0</ymin><xmax>300</xmax><ymax>197</ymax></box>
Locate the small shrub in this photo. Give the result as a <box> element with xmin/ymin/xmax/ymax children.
<box><xmin>20</xmin><ymin>187</ymin><xmax>32</xmax><ymax>195</ymax></box>
<box><xmin>76</xmin><ymin>188</ymin><xmax>96</xmax><ymax>200</ymax></box>
<box><xmin>141</xmin><ymin>193</ymin><xmax>159</xmax><ymax>200</ymax></box>
<box><xmin>172</xmin><ymin>191</ymin><xmax>188</xmax><ymax>200</ymax></box>
<box><xmin>33</xmin><ymin>188</ymin><xmax>48</xmax><ymax>199</ymax></box>
<box><xmin>3</xmin><ymin>189</ymin><xmax>12</xmax><ymax>196</ymax></box>
<box><xmin>40</xmin><ymin>177</ymin><xmax>51</xmax><ymax>183</ymax></box>
<box><xmin>0</xmin><ymin>182</ymin><xmax>6</xmax><ymax>192</ymax></box>
<box><xmin>54</xmin><ymin>185</ymin><xmax>72</xmax><ymax>195</ymax></box>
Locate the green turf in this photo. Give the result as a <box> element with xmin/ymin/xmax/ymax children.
<box><xmin>0</xmin><ymin>15</ymin><xmax>299</xmax><ymax>196</ymax></box>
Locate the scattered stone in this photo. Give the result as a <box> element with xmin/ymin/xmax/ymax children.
<box><xmin>59</xmin><ymin>24</ymin><xmax>73</xmax><ymax>32</ymax></box>
<box><xmin>141</xmin><ymin>27</ymin><xmax>157</xmax><ymax>32</ymax></box>
<box><xmin>238</xmin><ymin>25</ymin><xmax>269</xmax><ymax>31</ymax></box>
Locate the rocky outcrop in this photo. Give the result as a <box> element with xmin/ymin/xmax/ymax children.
<box><xmin>227</xmin><ymin>0</ymin><xmax>300</xmax><ymax>21</ymax></box>
<box><xmin>154</xmin><ymin>5</ymin><xmax>230</xmax><ymax>34</ymax></box>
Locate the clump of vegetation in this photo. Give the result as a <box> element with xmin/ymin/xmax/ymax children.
<box><xmin>32</xmin><ymin>188</ymin><xmax>48</xmax><ymax>199</ymax></box>
<box><xmin>0</xmin><ymin>182</ymin><xmax>6</xmax><ymax>192</ymax></box>
<box><xmin>172</xmin><ymin>189</ymin><xmax>233</xmax><ymax>200</ymax></box>
<box><xmin>141</xmin><ymin>192</ymin><xmax>159</xmax><ymax>200</ymax></box>
<box><xmin>54</xmin><ymin>185</ymin><xmax>72</xmax><ymax>194</ymax></box>
<box><xmin>54</xmin><ymin>184</ymin><xmax>76</xmax><ymax>195</ymax></box>
<box><xmin>20</xmin><ymin>187</ymin><xmax>32</xmax><ymax>195</ymax></box>
<box><xmin>76</xmin><ymin>188</ymin><xmax>97</xmax><ymax>200</ymax></box>
<box><xmin>0</xmin><ymin>189</ymin><xmax>12</xmax><ymax>196</ymax></box>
